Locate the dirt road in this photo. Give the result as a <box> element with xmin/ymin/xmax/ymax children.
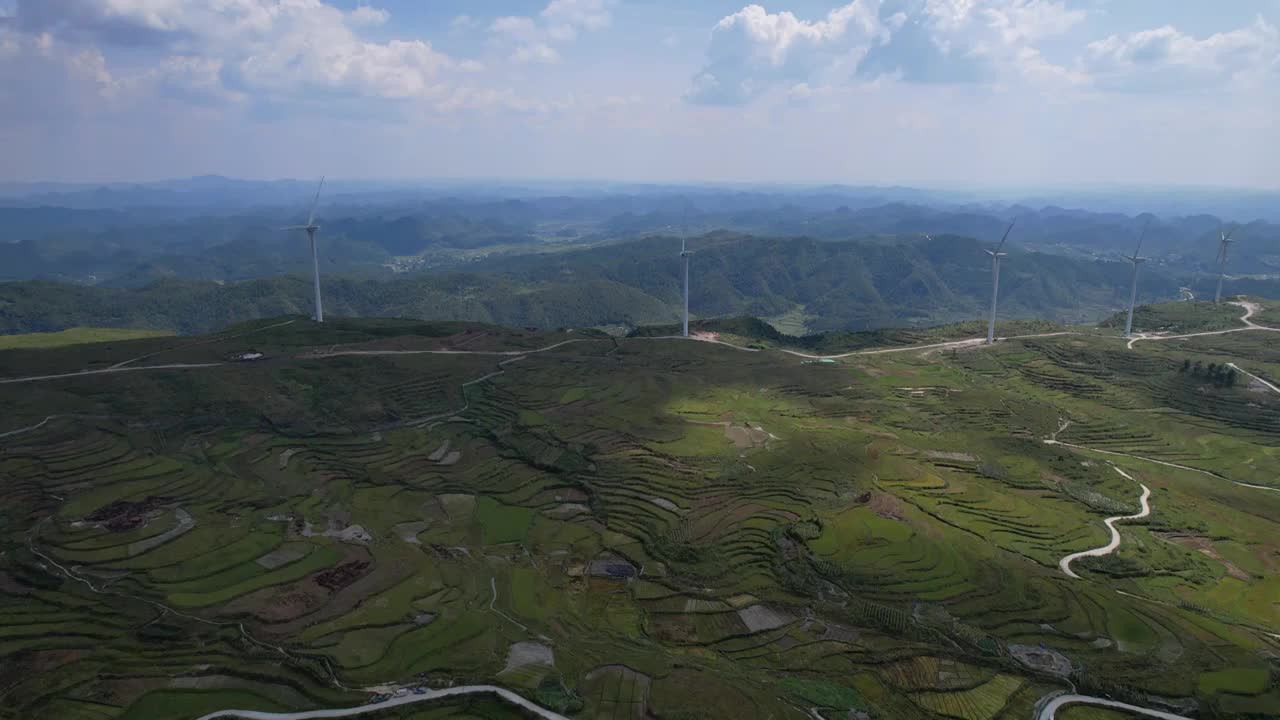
<box><xmin>0</xmin><ymin>362</ymin><xmax>225</xmax><ymax>385</ymax></box>
<box><xmin>1043</xmin><ymin>439</ymin><xmax>1279</xmax><ymax>494</ymax></box>
<box><xmin>311</xmin><ymin>339</ymin><xmax>589</xmax><ymax>359</ymax></box>
<box><xmin>1058</xmin><ymin>467</ymin><xmax>1151</xmax><ymax>579</ymax></box>
<box><xmin>1036</xmin><ymin>693</ymin><xmax>1193</xmax><ymax>720</ymax></box>
<box><xmin>194</xmin><ymin>685</ymin><xmax>569</xmax><ymax>720</ymax></box>
<box><xmin>1228</xmin><ymin>362</ymin><xmax>1280</xmax><ymax>395</ymax></box>
<box><xmin>1127</xmin><ymin>300</ymin><xmax>1279</xmax><ymax>349</ymax></box>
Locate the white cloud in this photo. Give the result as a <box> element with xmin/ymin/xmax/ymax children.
<box><xmin>434</xmin><ymin>86</ymin><xmax>578</xmax><ymax>115</ymax></box>
<box><xmin>0</xmin><ymin>26</ymin><xmax>121</xmax><ymax>124</ymax></box>
<box><xmin>543</xmin><ymin>0</ymin><xmax>612</xmax><ymax>31</ymax></box>
<box><xmin>1084</xmin><ymin>16</ymin><xmax>1280</xmax><ymax>92</ymax></box>
<box><xmin>489</xmin><ymin>0</ymin><xmax>613</xmax><ymax>64</ymax></box>
<box><xmin>348</xmin><ymin>5</ymin><xmax>390</xmax><ymax>27</ymax></box>
<box><xmin>879</xmin><ymin>0</ymin><xmax>1084</xmax><ymax>85</ymax></box>
<box><xmin>2</xmin><ymin>0</ymin><xmax>482</xmax><ymax>106</ymax></box>
<box><xmin>512</xmin><ymin>42</ymin><xmax>561</xmax><ymax>64</ymax></box>
<box><xmin>985</xmin><ymin>0</ymin><xmax>1084</xmax><ymax>44</ymax></box>
<box><xmin>687</xmin><ymin>1</ymin><xmax>890</xmax><ymax>104</ymax></box>
<box><xmin>690</xmin><ymin>0</ymin><xmax>1095</xmax><ymax>102</ymax></box>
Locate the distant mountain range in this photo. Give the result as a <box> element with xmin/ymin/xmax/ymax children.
<box><xmin>1</xmin><ymin>181</ymin><xmax>1278</xmax><ymax>336</ymax></box>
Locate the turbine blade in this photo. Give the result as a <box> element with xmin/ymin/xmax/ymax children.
<box><xmin>681</xmin><ymin>203</ymin><xmax>691</xmax><ymax>253</ymax></box>
<box><xmin>1223</xmin><ymin>227</ymin><xmax>1236</xmax><ymax>242</ymax></box>
<box><xmin>307</xmin><ymin>176</ymin><xmax>325</xmax><ymax>226</ymax></box>
<box><xmin>1133</xmin><ymin>218</ymin><xmax>1149</xmax><ymax>258</ymax></box>
<box><xmin>994</xmin><ymin>218</ymin><xmax>1016</xmax><ymax>253</ymax></box>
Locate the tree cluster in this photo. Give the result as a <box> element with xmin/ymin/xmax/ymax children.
<box><xmin>1179</xmin><ymin>359</ymin><xmax>1237</xmax><ymax>387</ymax></box>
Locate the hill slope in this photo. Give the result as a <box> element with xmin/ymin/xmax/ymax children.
<box><xmin>7</xmin><ymin>233</ymin><xmax>1270</xmax><ymax>337</ymax></box>
<box><xmin>1</xmin><ymin>310</ymin><xmax>1277</xmax><ymax>719</ymax></box>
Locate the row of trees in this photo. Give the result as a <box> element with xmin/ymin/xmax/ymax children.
<box><xmin>1179</xmin><ymin>359</ymin><xmax>1238</xmax><ymax>387</ymax></box>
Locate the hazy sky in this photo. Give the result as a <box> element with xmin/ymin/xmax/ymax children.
<box><xmin>2</xmin><ymin>0</ymin><xmax>1278</xmax><ymax>187</ymax></box>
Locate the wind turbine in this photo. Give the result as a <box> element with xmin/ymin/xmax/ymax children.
<box><xmin>283</xmin><ymin>177</ymin><xmax>326</xmax><ymax>322</ymax></box>
<box><xmin>680</xmin><ymin>209</ymin><xmax>692</xmax><ymax>337</ymax></box>
<box><xmin>1214</xmin><ymin>227</ymin><xmax>1236</xmax><ymax>304</ymax></box>
<box><xmin>985</xmin><ymin>220</ymin><xmax>1015</xmax><ymax>345</ymax></box>
<box><xmin>1123</xmin><ymin>221</ymin><xmax>1150</xmax><ymax>338</ymax></box>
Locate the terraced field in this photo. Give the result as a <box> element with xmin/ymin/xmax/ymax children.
<box><xmin>1</xmin><ymin>308</ymin><xmax>1277</xmax><ymax>719</ymax></box>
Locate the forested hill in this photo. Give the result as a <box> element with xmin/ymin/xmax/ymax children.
<box><xmin>0</xmin><ymin>276</ymin><xmax>679</xmax><ymax>336</ymax></box>
<box><xmin>473</xmin><ymin>232</ymin><xmax>1196</xmax><ymax>331</ymax></box>
<box><xmin>4</xmin><ymin>232</ymin><xmax>1266</xmax><ymax>336</ymax></box>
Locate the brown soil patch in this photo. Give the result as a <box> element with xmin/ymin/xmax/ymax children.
<box><xmin>688</xmin><ymin>417</ymin><xmax>772</xmax><ymax>449</ymax></box>
<box><xmin>1157</xmin><ymin>533</ymin><xmax>1251</xmax><ymax>580</ymax></box>
<box><xmin>222</xmin><ymin>546</ymin><xmax>376</xmax><ymax>625</ymax></box>
<box><xmin>98</xmin><ymin>677</ymin><xmax>168</xmax><ymax>708</ymax></box>
<box><xmin>270</xmin><ymin>555</ymin><xmax>412</xmax><ymax>635</ymax></box>
<box><xmin>0</xmin><ymin>571</ymin><xmax>31</xmax><ymax>595</ymax></box>
<box><xmin>868</xmin><ymin>492</ymin><xmax>905</xmax><ymax>521</ymax></box>
<box><xmin>925</xmin><ymin>450</ymin><xmax>977</xmax><ymax>462</ymax></box>
<box><xmin>85</xmin><ymin>496</ymin><xmax>172</xmax><ymax>531</ymax></box>
<box><xmin>315</xmin><ymin>561</ymin><xmax>371</xmax><ymax>590</ymax></box>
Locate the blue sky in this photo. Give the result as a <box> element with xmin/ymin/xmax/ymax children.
<box><xmin>1</xmin><ymin>0</ymin><xmax>1278</xmax><ymax>188</ymax></box>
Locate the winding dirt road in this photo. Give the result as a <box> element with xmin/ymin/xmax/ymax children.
<box><xmin>777</xmin><ymin>332</ymin><xmax>1079</xmax><ymax>359</ymax></box>
<box><xmin>311</xmin><ymin>338</ymin><xmax>590</xmax><ymax>359</ymax></box>
<box><xmin>1228</xmin><ymin>362</ymin><xmax>1280</xmax><ymax>395</ymax></box>
<box><xmin>1043</xmin><ymin>439</ymin><xmax>1280</xmax><ymax>495</ymax></box>
<box><xmin>109</xmin><ymin>319</ymin><xmax>298</xmax><ymax>369</ymax></box>
<box><xmin>1037</xmin><ymin>693</ymin><xmax>1193</xmax><ymax>720</ymax></box>
<box><xmin>1127</xmin><ymin>300</ymin><xmax>1279</xmax><ymax>349</ymax></box>
<box><xmin>0</xmin><ymin>362</ymin><xmax>225</xmax><ymax>385</ymax></box>
<box><xmin>0</xmin><ymin>415</ymin><xmax>56</xmax><ymax>438</ymax></box>
<box><xmin>194</xmin><ymin>685</ymin><xmax>569</xmax><ymax>720</ymax></box>
<box><xmin>1058</xmin><ymin>467</ymin><xmax>1151</xmax><ymax>579</ymax></box>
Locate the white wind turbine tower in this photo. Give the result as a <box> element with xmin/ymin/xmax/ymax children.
<box><xmin>1214</xmin><ymin>228</ymin><xmax>1236</xmax><ymax>304</ymax></box>
<box><xmin>283</xmin><ymin>177</ymin><xmax>327</xmax><ymax>322</ymax></box>
<box><xmin>680</xmin><ymin>210</ymin><xmax>692</xmax><ymax>337</ymax></box>
<box><xmin>1123</xmin><ymin>221</ymin><xmax>1150</xmax><ymax>338</ymax></box>
<box><xmin>985</xmin><ymin>220</ymin><xmax>1015</xmax><ymax>345</ymax></box>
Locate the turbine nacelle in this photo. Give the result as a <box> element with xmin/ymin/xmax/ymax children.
<box><xmin>986</xmin><ymin>219</ymin><xmax>1016</xmax><ymax>257</ymax></box>
<box><xmin>1216</xmin><ymin>228</ymin><xmax>1237</xmax><ymax>261</ymax></box>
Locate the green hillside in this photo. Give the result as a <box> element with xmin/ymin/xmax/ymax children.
<box><xmin>5</xmin><ymin>232</ymin><xmax>1259</xmax><ymax>339</ymax></box>
<box><xmin>1</xmin><ymin>306</ymin><xmax>1277</xmax><ymax>719</ymax></box>
<box><xmin>0</xmin><ymin>327</ymin><xmax>171</xmax><ymax>349</ymax></box>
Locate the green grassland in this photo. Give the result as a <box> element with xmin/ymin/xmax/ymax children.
<box><xmin>1099</xmin><ymin>300</ymin><xmax>1246</xmax><ymax>334</ymax></box>
<box><xmin>0</xmin><ymin>327</ymin><xmax>172</xmax><ymax>350</ymax></box>
<box><xmin>1</xmin><ymin>302</ymin><xmax>1278</xmax><ymax>719</ymax></box>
